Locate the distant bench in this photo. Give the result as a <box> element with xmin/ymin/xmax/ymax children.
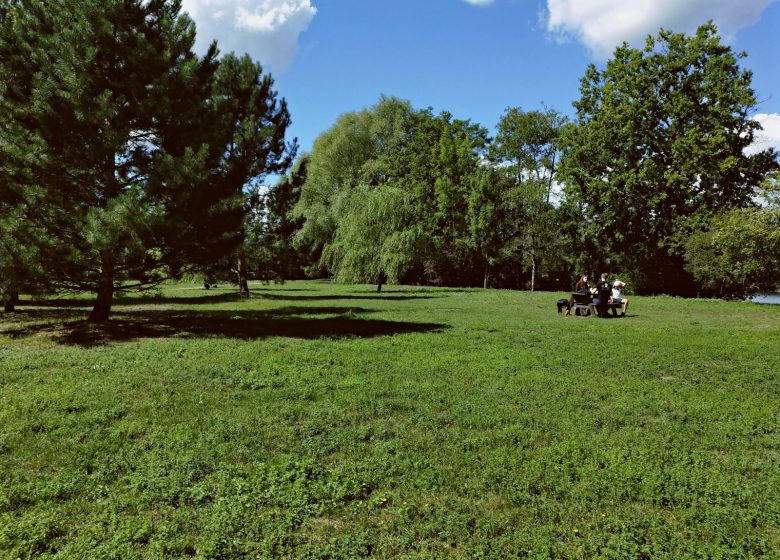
<box><xmin>571</xmin><ymin>293</ymin><xmax>622</xmax><ymax>317</ymax></box>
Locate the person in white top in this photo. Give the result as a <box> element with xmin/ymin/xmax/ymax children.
<box><xmin>612</xmin><ymin>280</ymin><xmax>629</xmax><ymax>316</ymax></box>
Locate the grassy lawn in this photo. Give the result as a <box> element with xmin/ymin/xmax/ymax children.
<box><xmin>1</xmin><ymin>281</ymin><xmax>778</xmax><ymax>559</ymax></box>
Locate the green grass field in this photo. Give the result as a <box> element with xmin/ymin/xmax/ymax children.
<box><xmin>1</xmin><ymin>281</ymin><xmax>779</xmax><ymax>559</ymax></box>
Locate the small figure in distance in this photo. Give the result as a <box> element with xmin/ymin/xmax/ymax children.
<box><xmin>612</xmin><ymin>279</ymin><xmax>629</xmax><ymax>316</ymax></box>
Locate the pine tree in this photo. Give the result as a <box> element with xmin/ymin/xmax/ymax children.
<box><xmin>0</xmin><ymin>1</ymin><xmax>295</xmax><ymax>319</ymax></box>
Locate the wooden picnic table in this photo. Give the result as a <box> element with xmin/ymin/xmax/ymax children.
<box><xmin>570</xmin><ymin>292</ymin><xmax>622</xmax><ymax>317</ymax></box>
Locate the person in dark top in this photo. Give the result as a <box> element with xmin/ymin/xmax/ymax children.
<box><xmin>593</xmin><ymin>273</ymin><xmax>613</xmax><ymax>316</ymax></box>
<box><xmin>575</xmin><ymin>275</ymin><xmax>590</xmax><ymax>292</ymax></box>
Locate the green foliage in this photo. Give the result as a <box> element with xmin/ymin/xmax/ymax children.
<box><xmin>257</xmin><ymin>156</ymin><xmax>311</xmax><ymax>281</ymax></box>
<box><xmin>323</xmin><ymin>186</ymin><xmax>424</xmax><ymax>285</ymax></box>
<box><xmin>560</xmin><ymin>22</ymin><xmax>778</xmax><ymax>294</ymax></box>
<box><xmin>490</xmin><ymin>106</ymin><xmax>567</xmax><ymax>204</ymax></box>
<box><xmin>295</xmin><ymin>97</ymin><xmax>489</xmax><ymax>287</ymax></box>
<box><xmin>1</xmin><ymin>0</ymin><xmax>215</xmax><ymax>318</ymax></box>
<box><xmin>479</xmin><ymin>107</ymin><xmax>571</xmax><ymax>290</ymax></box>
<box><xmin>164</xmin><ymin>52</ymin><xmax>296</xmax><ymax>274</ymax></box>
<box><xmin>294</xmin><ymin>96</ymin><xmax>415</xmax><ymax>263</ymax></box>
<box><xmin>0</xmin><ymin>1</ymin><xmax>294</xmax><ymax>319</ymax></box>
<box><xmin>685</xmin><ymin>207</ymin><xmax>780</xmax><ymax>298</ymax></box>
<box><xmin>398</xmin><ymin>109</ymin><xmax>489</xmax><ymax>285</ymax></box>
<box><xmin>0</xmin><ymin>203</ymin><xmax>49</xmax><ymax>307</ymax></box>
<box><xmin>1</xmin><ymin>281</ymin><xmax>779</xmax><ymax>557</ymax></box>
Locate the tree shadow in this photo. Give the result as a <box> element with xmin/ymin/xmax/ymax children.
<box><xmin>253</xmin><ymin>293</ymin><xmax>440</xmax><ymax>302</ymax></box>
<box><xmin>23</xmin><ymin>290</ymin><xmax>440</xmax><ymax>308</ymax></box>
<box><xmin>1</xmin><ymin>306</ymin><xmax>446</xmax><ymax>347</ymax></box>
<box><xmin>1</xmin><ymin>308</ymin><xmax>87</xmax><ymax>322</ymax></box>
<box><xmin>24</xmin><ymin>291</ymin><xmax>244</xmax><ymax>308</ymax></box>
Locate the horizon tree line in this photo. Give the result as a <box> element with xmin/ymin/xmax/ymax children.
<box><xmin>1</xmin><ymin>4</ymin><xmax>778</xmax><ymax>321</ymax></box>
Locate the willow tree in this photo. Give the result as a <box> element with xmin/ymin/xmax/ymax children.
<box><xmin>322</xmin><ymin>186</ymin><xmax>423</xmax><ymax>292</ymax></box>
<box><xmin>294</xmin><ymin>97</ymin><xmax>489</xmax><ymax>289</ymax></box>
<box><xmin>294</xmin><ymin>97</ymin><xmax>423</xmax><ymax>291</ymax></box>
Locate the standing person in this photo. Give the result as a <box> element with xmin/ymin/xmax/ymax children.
<box><xmin>612</xmin><ymin>280</ymin><xmax>629</xmax><ymax>316</ymax></box>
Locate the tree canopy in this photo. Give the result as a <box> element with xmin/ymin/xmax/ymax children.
<box><xmin>560</xmin><ymin>22</ymin><xmax>778</xmax><ymax>294</ymax></box>
<box><xmin>685</xmin><ymin>207</ymin><xmax>780</xmax><ymax>299</ymax></box>
<box><xmin>0</xmin><ymin>0</ymin><xmax>294</xmax><ymax>320</ymax></box>
<box><xmin>294</xmin><ymin>97</ymin><xmax>493</xmax><ymax>289</ymax></box>
<box><xmin>2</xmin><ymin>11</ymin><xmax>777</xmax><ymax>304</ymax></box>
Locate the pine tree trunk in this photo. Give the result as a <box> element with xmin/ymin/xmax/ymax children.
<box><xmin>88</xmin><ymin>261</ymin><xmax>114</xmax><ymax>323</ymax></box>
<box><xmin>238</xmin><ymin>252</ymin><xmax>250</xmax><ymax>297</ymax></box>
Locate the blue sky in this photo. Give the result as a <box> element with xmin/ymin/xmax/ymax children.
<box><xmin>181</xmin><ymin>0</ymin><xmax>780</xmax><ymax>156</ymax></box>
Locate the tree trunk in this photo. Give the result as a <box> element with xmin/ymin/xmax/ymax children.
<box><xmin>530</xmin><ymin>247</ymin><xmax>536</xmax><ymax>292</ymax></box>
<box><xmin>88</xmin><ymin>260</ymin><xmax>115</xmax><ymax>323</ymax></box>
<box><xmin>238</xmin><ymin>251</ymin><xmax>250</xmax><ymax>297</ymax></box>
<box><xmin>483</xmin><ymin>262</ymin><xmax>490</xmax><ymax>289</ymax></box>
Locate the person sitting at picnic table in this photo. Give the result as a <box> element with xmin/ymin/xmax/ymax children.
<box><xmin>575</xmin><ymin>275</ymin><xmax>590</xmax><ymax>293</ymax></box>
<box><xmin>593</xmin><ymin>273</ymin><xmax>614</xmax><ymax>316</ymax></box>
<box><xmin>567</xmin><ymin>274</ymin><xmax>592</xmax><ymax>316</ymax></box>
<box><xmin>612</xmin><ymin>279</ymin><xmax>629</xmax><ymax>316</ymax></box>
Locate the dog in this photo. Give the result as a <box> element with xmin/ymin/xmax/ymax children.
<box><xmin>556</xmin><ymin>298</ymin><xmax>571</xmax><ymax>315</ymax></box>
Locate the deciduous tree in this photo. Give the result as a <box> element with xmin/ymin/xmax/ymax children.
<box><xmin>685</xmin><ymin>207</ymin><xmax>780</xmax><ymax>298</ymax></box>
<box><xmin>560</xmin><ymin>22</ymin><xmax>777</xmax><ymax>294</ymax></box>
<box><xmin>487</xmin><ymin>107</ymin><xmax>568</xmax><ymax>290</ymax></box>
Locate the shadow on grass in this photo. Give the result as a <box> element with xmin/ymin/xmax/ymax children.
<box><xmin>2</xmin><ymin>306</ymin><xmax>445</xmax><ymax>347</ymax></box>
<box><xmin>1</xmin><ymin>308</ymin><xmax>88</xmax><ymax>321</ymax></box>
<box><xmin>23</xmin><ymin>290</ymin><xmax>440</xmax><ymax>308</ymax></box>
<box><xmin>254</xmin><ymin>293</ymin><xmax>440</xmax><ymax>302</ymax></box>
<box><xmin>24</xmin><ymin>291</ymin><xmax>244</xmax><ymax>308</ymax></box>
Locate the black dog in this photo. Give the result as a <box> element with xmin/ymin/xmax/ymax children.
<box><xmin>556</xmin><ymin>298</ymin><xmax>571</xmax><ymax>315</ymax></box>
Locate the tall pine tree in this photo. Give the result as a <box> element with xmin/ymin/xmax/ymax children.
<box><xmin>0</xmin><ymin>0</ymin><xmax>294</xmax><ymax>319</ymax></box>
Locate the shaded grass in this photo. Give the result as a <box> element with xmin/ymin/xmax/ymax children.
<box><xmin>1</xmin><ymin>307</ymin><xmax>443</xmax><ymax>347</ymax></box>
<box><xmin>1</xmin><ymin>281</ymin><xmax>779</xmax><ymax>559</ymax></box>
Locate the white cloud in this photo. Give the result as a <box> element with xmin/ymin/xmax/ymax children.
<box><xmin>463</xmin><ymin>0</ymin><xmax>495</xmax><ymax>5</ymax></box>
<box><xmin>181</xmin><ymin>0</ymin><xmax>317</xmax><ymax>71</ymax></box>
<box><xmin>746</xmin><ymin>113</ymin><xmax>780</xmax><ymax>156</ymax></box>
<box><xmin>545</xmin><ymin>0</ymin><xmax>777</xmax><ymax>59</ymax></box>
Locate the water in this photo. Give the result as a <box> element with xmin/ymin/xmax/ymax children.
<box><xmin>748</xmin><ymin>293</ymin><xmax>780</xmax><ymax>305</ymax></box>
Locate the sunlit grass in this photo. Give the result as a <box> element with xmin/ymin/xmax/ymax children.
<box><xmin>1</xmin><ymin>281</ymin><xmax>778</xmax><ymax>558</ymax></box>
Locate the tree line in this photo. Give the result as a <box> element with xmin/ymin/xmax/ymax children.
<box><xmin>290</xmin><ymin>23</ymin><xmax>778</xmax><ymax>297</ymax></box>
<box><xmin>2</xmin><ymin>2</ymin><xmax>778</xmax><ymax>321</ymax></box>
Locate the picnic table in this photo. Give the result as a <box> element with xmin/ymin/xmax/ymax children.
<box><xmin>570</xmin><ymin>292</ymin><xmax>622</xmax><ymax>318</ymax></box>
